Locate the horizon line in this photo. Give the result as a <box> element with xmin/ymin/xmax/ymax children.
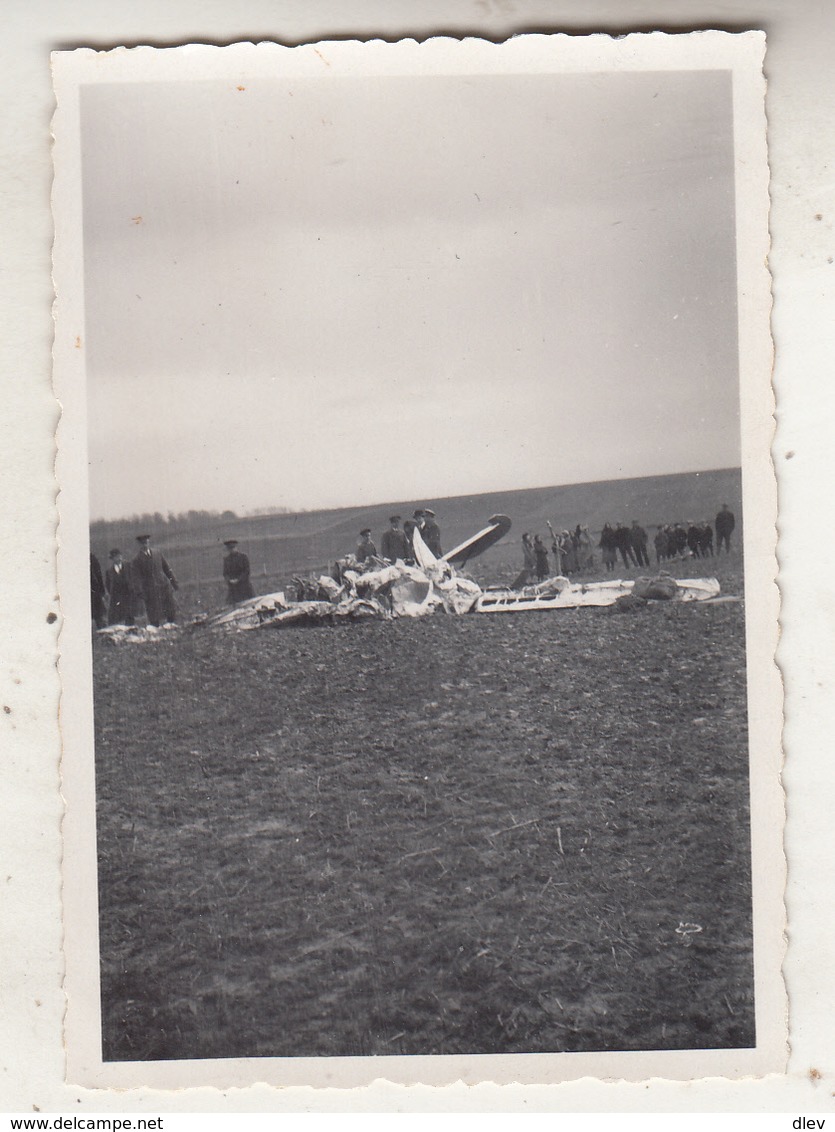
<box><xmin>89</xmin><ymin>464</ymin><xmax>742</xmax><ymax>526</ymax></box>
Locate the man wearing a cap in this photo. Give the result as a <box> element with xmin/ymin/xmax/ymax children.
<box><xmin>421</xmin><ymin>508</ymin><xmax>443</xmax><ymax>557</ymax></box>
<box><xmin>403</xmin><ymin>509</ymin><xmax>425</xmax><ymax>551</ymax></box>
<box><xmin>380</xmin><ymin>515</ymin><xmax>410</xmax><ymax>564</ymax></box>
<box><xmin>105</xmin><ymin>548</ymin><xmax>135</xmax><ymax>626</ymax></box>
<box><xmin>356</xmin><ymin>528</ymin><xmax>377</xmax><ymax>563</ymax></box>
<box><xmin>223</xmin><ymin>539</ymin><xmax>255</xmax><ymax>603</ymax></box>
<box><xmin>132</xmin><ymin>534</ymin><xmax>179</xmax><ymax>626</ymax></box>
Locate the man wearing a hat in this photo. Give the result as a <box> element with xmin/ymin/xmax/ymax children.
<box><xmin>132</xmin><ymin>534</ymin><xmax>179</xmax><ymax>626</ymax></box>
<box><xmin>380</xmin><ymin>515</ymin><xmax>410</xmax><ymax>564</ymax></box>
<box><xmin>421</xmin><ymin>508</ymin><xmax>443</xmax><ymax>557</ymax></box>
<box><xmin>356</xmin><ymin>528</ymin><xmax>377</xmax><ymax>564</ymax></box>
<box><xmin>105</xmin><ymin>548</ymin><xmax>135</xmax><ymax>626</ymax></box>
<box><xmin>222</xmin><ymin>539</ymin><xmax>255</xmax><ymax>603</ymax></box>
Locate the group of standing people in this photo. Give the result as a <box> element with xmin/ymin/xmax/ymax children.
<box><xmin>653</xmin><ymin>506</ymin><xmax>735</xmax><ymax>563</ymax></box>
<box><xmin>91</xmin><ymin>534</ymin><xmax>256</xmax><ymax>629</ymax></box>
<box><xmin>548</xmin><ymin>525</ymin><xmax>595</xmax><ymax>575</ymax></box>
<box><xmin>90</xmin><ymin>534</ymin><xmax>179</xmax><ymax>629</ymax></box>
<box><xmin>653</xmin><ymin>521</ymin><xmax>712</xmax><ymax>563</ymax></box>
<box><xmin>598</xmin><ymin>521</ymin><xmax>651</xmax><ymax>572</ymax></box>
<box><xmin>516</xmin><ymin>503</ymin><xmax>737</xmax><ymax>585</ymax></box>
<box><xmin>357</xmin><ymin>509</ymin><xmax>443</xmax><ymax>565</ymax></box>
<box><xmin>518</xmin><ymin>533</ymin><xmax>550</xmax><ymax>583</ymax></box>
<box><xmin>91</xmin><ymin>511</ymin><xmax>445</xmax><ymax>629</ymax></box>
<box><xmin>517</xmin><ymin>525</ymin><xmax>594</xmax><ymax>584</ymax></box>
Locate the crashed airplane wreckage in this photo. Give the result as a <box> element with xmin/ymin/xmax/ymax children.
<box><xmin>473</xmin><ymin>574</ymin><xmax>722</xmax><ymax>613</ymax></box>
<box><xmin>96</xmin><ymin>515</ymin><xmax>727</xmax><ymax>643</ymax></box>
<box><xmin>188</xmin><ymin>515</ymin><xmax>723</xmax><ymax>634</ymax></box>
<box><xmin>193</xmin><ymin>515</ymin><xmax>513</xmax><ymax>631</ymax></box>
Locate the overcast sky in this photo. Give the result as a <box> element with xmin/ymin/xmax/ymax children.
<box><xmin>81</xmin><ymin>69</ymin><xmax>739</xmax><ymax>520</ymax></box>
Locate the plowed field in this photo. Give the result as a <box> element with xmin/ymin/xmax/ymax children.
<box><xmin>94</xmin><ymin>551</ymin><xmax>754</xmax><ymax>1060</ymax></box>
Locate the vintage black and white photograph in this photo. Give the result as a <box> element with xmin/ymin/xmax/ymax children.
<box><xmin>53</xmin><ymin>35</ymin><xmax>782</xmax><ymax>1088</ymax></box>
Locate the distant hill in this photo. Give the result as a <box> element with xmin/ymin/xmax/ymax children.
<box><xmin>91</xmin><ymin>467</ymin><xmax>741</xmax><ymax>591</ymax></box>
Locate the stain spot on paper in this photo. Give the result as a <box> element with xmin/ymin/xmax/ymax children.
<box><xmin>130</xmin><ymin>216</ymin><xmax>143</xmax><ymax>225</ymax></box>
<box><xmin>3</xmin><ymin>706</ymin><xmax>11</xmax><ymax>714</ymax></box>
<box><xmin>784</xmin><ymin>450</ymin><xmax>795</xmax><ymax>460</ymax></box>
<box><xmin>74</xmin><ymin>336</ymin><xmax>81</xmax><ymax>349</ymax></box>
<box><xmin>313</xmin><ymin>48</ymin><xmax>331</xmax><ymax>67</ymax></box>
<box><xmin>46</xmin><ymin>612</ymin><xmax>57</xmax><ymax>624</ymax></box>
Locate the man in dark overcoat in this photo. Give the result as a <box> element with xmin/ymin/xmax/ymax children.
<box><xmin>715</xmin><ymin>504</ymin><xmax>736</xmax><ymax>554</ymax></box>
<box><xmin>686</xmin><ymin>521</ymin><xmax>702</xmax><ymax>559</ymax></box>
<box><xmin>380</xmin><ymin>516</ymin><xmax>410</xmax><ymax>564</ymax></box>
<box><xmin>672</xmin><ymin>523</ymin><xmax>688</xmax><ymax>555</ymax></box>
<box><xmin>421</xmin><ymin>508</ymin><xmax>443</xmax><ymax>557</ymax></box>
<box><xmin>105</xmin><ymin>548</ymin><xmax>135</xmax><ymax>625</ymax></box>
<box><xmin>614</xmin><ymin>523</ymin><xmax>635</xmax><ymax>568</ymax></box>
<box><xmin>223</xmin><ymin>539</ymin><xmax>255</xmax><ymax>603</ymax></box>
<box><xmin>629</xmin><ymin>520</ymin><xmax>650</xmax><ymax>567</ymax></box>
<box><xmin>403</xmin><ymin>510</ymin><xmax>425</xmax><ymax>557</ymax></box>
<box><xmin>599</xmin><ymin>523</ymin><xmax>617</xmax><ymax>572</ymax></box>
<box><xmin>132</xmin><ymin>534</ymin><xmax>179</xmax><ymax>626</ymax></box>
<box><xmin>653</xmin><ymin>526</ymin><xmax>668</xmax><ymax>565</ymax></box>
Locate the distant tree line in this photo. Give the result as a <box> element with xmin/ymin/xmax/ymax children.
<box><xmin>91</xmin><ymin>509</ymin><xmax>238</xmax><ymax>538</ymax></box>
<box><xmin>90</xmin><ymin>506</ymin><xmax>307</xmax><ymax>544</ymax></box>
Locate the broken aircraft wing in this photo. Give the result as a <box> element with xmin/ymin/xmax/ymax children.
<box><xmin>442</xmin><ymin>514</ymin><xmax>512</xmax><ymax>568</ymax></box>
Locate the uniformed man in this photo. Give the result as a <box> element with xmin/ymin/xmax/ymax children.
<box><xmin>132</xmin><ymin>534</ymin><xmax>179</xmax><ymax>626</ymax></box>
<box><xmin>421</xmin><ymin>508</ymin><xmax>443</xmax><ymax>557</ymax></box>
<box><xmin>380</xmin><ymin>515</ymin><xmax>410</xmax><ymax>564</ymax></box>
<box><xmin>223</xmin><ymin>539</ymin><xmax>255</xmax><ymax>603</ymax></box>
<box><xmin>356</xmin><ymin>528</ymin><xmax>377</xmax><ymax>563</ymax></box>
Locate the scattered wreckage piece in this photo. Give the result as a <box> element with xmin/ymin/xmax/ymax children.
<box><xmin>189</xmin><ymin>589</ymin><xmax>388</xmax><ymax>632</ymax></box>
<box><xmin>259</xmin><ymin>598</ymin><xmax>387</xmax><ymax>626</ymax></box>
<box><xmin>96</xmin><ymin>622</ymin><xmax>181</xmax><ymax>644</ymax></box>
<box><xmin>409</xmin><ymin>527</ymin><xmax>485</xmax><ymax>614</ymax></box>
<box><xmin>190</xmin><ymin>590</ymin><xmax>290</xmax><ymax>632</ymax></box>
<box><xmin>346</xmin><ymin>561</ymin><xmax>434</xmax><ymax>618</ymax></box>
<box><xmin>474</xmin><ymin>575</ymin><xmax>721</xmax><ymax>613</ymax></box>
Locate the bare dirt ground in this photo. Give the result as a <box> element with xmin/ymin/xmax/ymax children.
<box><xmin>93</xmin><ymin>548</ymin><xmax>753</xmax><ymax>1060</ymax></box>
